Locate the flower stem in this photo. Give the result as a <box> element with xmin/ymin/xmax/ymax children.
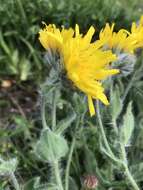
<box><xmin>96</xmin><ymin>101</ymin><xmax>114</xmax><ymax>157</ymax></box>
<box><xmin>124</xmin><ymin>165</ymin><xmax>140</xmax><ymax>190</ymax></box>
<box><xmin>65</xmin><ymin>137</ymin><xmax>76</xmax><ymax>190</ymax></box>
<box><xmin>41</xmin><ymin>96</ymin><xmax>48</xmax><ymax>129</ymax></box>
<box><xmin>96</xmin><ymin>101</ymin><xmax>140</xmax><ymax>189</ymax></box>
<box><xmin>121</xmin><ymin>63</ymin><xmax>143</xmax><ymax>103</ymax></box>
<box><xmin>10</xmin><ymin>172</ymin><xmax>20</xmax><ymax>190</ymax></box>
<box><xmin>54</xmin><ymin>161</ymin><xmax>64</xmax><ymax>190</ymax></box>
<box><xmin>122</xmin><ymin>72</ymin><xmax>135</xmax><ymax>103</ymax></box>
<box><xmin>65</xmin><ymin>117</ymin><xmax>80</xmax><ymax>190</ymax></box>
<box><xmin>109</xmin><ymin>79</ymin><xmax>119</xmax><ymax>134</ymax></box>
<box><xmin>120</xmin><ymin>144</ymin><xmax>140</xmax><ymax>190</ymax></box>
<box><xmin>112</xmin><ymin>119</ymin><xmax>118</xmax><ymax>135</ymax></box>
<box><xmin>52</xmin><ymin>92</ymin><xmax>56</xmax><ymax>131</ymax></box>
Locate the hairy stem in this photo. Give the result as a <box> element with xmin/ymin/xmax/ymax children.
<box><xmin>52</xmin><ymin>92</ymin><xmax>57</xmax><ymax>131</ymax></box>
<box><xmin>122</xmin><ymin>73</ymin><xmax>135</xmax><ymax>103</ymax></box>
<box><xmin>54</xmin><ymin>161</ymin><xmax>64</xmax><ymax>190</ymax></box>
<box><xmin>65</xmin><ymin>117</ymin><xmax>80</xmax><ymax>190</ymax></box>
<box><xmin>65</xmin><ymin>137</ymin><xmax>76</xmax><ymax>190</ymax></box>
<box><xmin>96</xmin><ymin>101</ymin><xmax>115</xmax><ymax>157</ymax></box>
<box><xmin>121</xmin><ymin>61</ymin><xmax>143</xmax><ymax>103</ymax></box>
<box><xmin>41</xmin><ymin>96</ymin><xmax>48</xmax><ymax>129</ymax></box>
<box><xmin>10</xmin><ymin>172</ymin><xmax>20</xmax><ymax>190</ymax></box>
<box><xmin>120</xmin><ymin>144</ymin><xmax>140</xmax><ymax>190</ymax></box>
<box><xmin>124</xmin><ymin>166</ymin><xmax>140</xmax><ymax>190</ymax></box>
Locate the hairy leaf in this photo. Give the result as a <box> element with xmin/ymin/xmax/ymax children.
<box><xmin>35</xmin><ymin>129</ymin><xmax>68</xmax><ymax>163</ymax></box>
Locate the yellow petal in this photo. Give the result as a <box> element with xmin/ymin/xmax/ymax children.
<box><xmin>96</xmin><ymin>93</ymin><xmax>109</xmax><ymax>105</ymax></box>
<box><xmin>61</xmin><ymin>28</ymin><xmax>74</xmax><ymax>42</ymax></box>
<box><xmin>94</xmin><ymin>69</ymin><xmax>120</xmax><ymax>80</ymax></box>
<box><xmin>88</xmin><ymin>95</ymin><xmax>95</xmax><ymax>116</ymax></box>
<box><xmin>83</xmin><ymin>26</ymin><xmax>95</xmax><ymax>44</ymax></box>
<box><xmin>75</xmin><ymin>24</ymin><xmax>80</xmax><ymax>37</ymax></box>
<box><xmin>40</xmin><ymin>31</ymin><xmax>62</xmax><ymax>48</ymax></box>
<box><xmin>39</xmin><ymin>24</ymin><xmax>63</xmax><ymax>50</ymax></box>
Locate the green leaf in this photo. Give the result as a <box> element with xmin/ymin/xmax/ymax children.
<box><xmin>11</xmin><ymin>50</ymin><xmax>19</xmax><ymax>67</ymax></box>
<box><xmin>121</xmin><ymin>102</ymin><xmax>134</xmax><ymax>146</ymax></box>
<box><xmin>8</xmin><ymin>49</ymin><xmax>19</xmax><ymax>74</ymax></box>
<box><xmin>23</xmin><ymin>177</ymin><xmax>41</xmax><ymax>190</ymax></box>
<box><xmin>130</xmin><ymin>162</ymin><xmax>143</xmax><ymax>181</ymax></box>
<box><xmin>0</xmin><ymin>31</ymin><xmax>11</xmax><ymax>55</ymax></box>
<box><xmin>55</xmin><ymin>111</ymin><xmax>76</xmax><ymax>134</ymax></box>
<box><xmin>35</xmin><ymin>129</ymin><xmax>68</xmax><ymax>163</ymax></box>
<box><xmin>72</xmin><ymin>92</ymin><xmax>87</xmax><ymax>114</ymax></box>
<box><xmin>10</xmin><ymin>115</ymin><xmax>31</xmax><ymax>139</ymax></box>
<box><xmin>19</xmin><ymin>57</ymin><xmax>31</xmax><ymax>81</ymax></box>
<box><xmin>84</xmin><ymin>147</ymin><xmax>97</xmax><ymax>174</ymax></box>
<box><xmin>0</xmin><ymin>158</ymin><xmax>18</xmax><ymax>175</ymax></box>
<box><xmin>100</xmin><ymin>144</ymin><xmax>120</xmax><ymax>164</ymax></box>
<box><xmin>69</xmin><ymin>177</ymin><xmax>78</xmax><ymax>190</ymax></box>
<box><xmin>24</xmin><ymin>177</ymin><xmax>57</xmax><ymax>190</ymax></box>
<box><xmin>110</xmin><ymin>85</ymin><xmax>123</xmax><ymax>121</ymax></box>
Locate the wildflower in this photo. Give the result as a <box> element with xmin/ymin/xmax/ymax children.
<box><xmin>99</xmin><ymin>16</ymin><xmax>143</xmax><ymax>53</ymax></box>
<box><xmin>39</xmin><ymin>24</ymin><xmax>119</xmax><ymax>116</ymax></box>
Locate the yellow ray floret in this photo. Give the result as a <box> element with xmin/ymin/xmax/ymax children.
<box><xmin>99</xmin><ymin>16</ymin><xmax>143</xmax><ymax>53</ymax></box>
<box><xmin>39</xmin><ymin>23</ymin><xmax>74</xmax><ymax>50</ymax></box>
<box><xmin>39</xmin><ymin>24</ymin><xmax>119</xmax><ymax>116</ymax></box>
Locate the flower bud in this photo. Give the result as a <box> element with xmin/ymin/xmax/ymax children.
<box><xmin>83</xmin><ymin>175</ymin><xmax>98</xmax><ymax>189</ymax></box>
<box><xmin>113</xmin><ymin>53</ymin><xmax>136</xmax><ymax>77</ymax></box>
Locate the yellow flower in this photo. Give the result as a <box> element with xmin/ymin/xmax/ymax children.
<box><xmin>99</xmin><ymin>16</ymin><xmax>143</xmax><ymax>53</ymax></box>
<box><xmin>39</xmin><ymin>24</ymin><xmax>119</xmax><ymax>116</ymax></box>
<box><xmin>128</xmin><ymin>16</ymin><xmax>143</xmax><ymax>51</ymax></box>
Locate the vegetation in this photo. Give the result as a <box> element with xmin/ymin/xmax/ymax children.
<box><xmin>0</xmin><ymin>0</ymin><xmax>143</xmax><ymax>189</ymax></box>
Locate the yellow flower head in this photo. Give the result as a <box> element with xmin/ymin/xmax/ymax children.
<box><xmin>39</xmin><ymin>24</ymin><xmax>119</xmax><ymax>116</ymax></box>
<box><xmin>99</xmin><ymin>15</ymin><xmax>143</xmax><ymax>53</ymax></box>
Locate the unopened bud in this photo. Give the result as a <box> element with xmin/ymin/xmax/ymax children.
<box><xmin>83</xmin><ymin>175</ymin><xmax>98</xmax><ymax>189</ymax></box>
<box><xmin>113</xmin><ymin>53</ymin><xmax>136</xmax><ymax>77</ymax></box>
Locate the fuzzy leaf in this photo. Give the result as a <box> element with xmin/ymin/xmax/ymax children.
<box><xmin>130</xmin><ymin>163</ymin><xmax>143</xmax><ymax>181</ymax></box>
<box><xmin>24</xmin><ymin>177</ymin><xmax>57</xmax><ymax>190</ymax></box>
<box><xmin>11</xmin><ymin>50</ymin><xmax>19</xmax><ymax>67</ymax></box>
<box><xmin>55</xmin><ymin>111</ymin><xmax>76</xmax><ymax>134</ymax></box>
<box><xmin>0</xmin><ymin>158</ymin><xmax>18</xmax><ymax>175</ymax></box>
<box><xmin>35</xmin><ymin>129</ymin><xmax>68</xmax><ymax>163</ymax></box>
<box><xmin>110</xmin><ymin>85</ymin><xmax>122</xmax><ymax>121</ymax></box>
<box><xmin>19</xmin><ymin>57</ymin><xmax>31</xmax><ymax>81</ymax></box>
<box><xmin>121</xmin><ymin>102</ymin><xmax>134</xmax><ymax>146</ymax></box>
<box><xmin>84</xmin><ymin>147</ymin><xmax>97</xmax><ymax>174</ymax></box>
<box><xmin>23</xmin><ymin>177</ymin><xmax>40</xmax><ymax>190</ymax></box>
<box><xmin>69</xmin><ymin>177</ymin><xmax>78</xmax><ymax>190</ymax></box>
